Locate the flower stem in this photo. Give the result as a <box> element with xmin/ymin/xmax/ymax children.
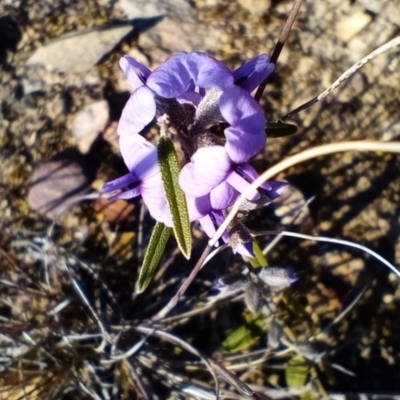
<box><xmin>152</xmin><ymin>244</ymin><xmax>213</xmax><ymax>321</ymax></box>
<box><xmin>254</xmin><ymin>0</ymin><xmax>304</xmax><ymax>102</ymax></box>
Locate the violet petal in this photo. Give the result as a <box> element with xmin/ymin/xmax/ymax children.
<box><xmin>102</xmin><ymin>172</ymin><xmax>138</xmax><ymax>193</ymax></box>
<box><xmin>266</xmin><ymin>180</ymin><xmax>290</xmax><ymax>199</ymax></box>
<box><xmin>234</xmin><ymin>242</ymin><xmax>254</xmax><ymax>258</ymax></box>
<box><xmin>226</xmin><ymin>170</ymin><xmax>260</xmax><ymax>201</ymax></box>
<box><xmin>107</xmin><ymin>186</ymin><xmax>141</xmax><ymax>201</ymax></box>
<box><xmin>210</xmin><ymin>181</ymin><xmax>238</xmax><ymax>210</ymax></box>
<box><xmin>233</xmin><ymin>54</ymin><xmax>274</xmax><ymax>93</ymax></box>
<box><xmin>179</xmin><ymin>146</ymin><xmax>232</xmax><ymax>197</ymax></box>
<box><xmin>184</xmin><ymin>52</ymin><xmax>234</xmax><ymax>89</ymax></box>
<box><xmin>186</xmin><ymin>194</ymin><xmax>211</xmax><ymax>221</ymax></box>
<box><xmin>220</xmin><ymin>86</ymin><xmax>265</xmax><ymax>130</ymax></box>
<box><xmin>120</xmin><ymin>56</ymin><xmax>151</xmax><ymax>89</ymax></box>
<box><xmin>224</xmin><ymin>125</ymin><xmax>266</xmax><ymax>164</ymax></box>
<box><xmin>199</xmin><ymin>214</ymin><xmax>216</xmax><ymax>238</ymax></box>
<box><xmin>119</xmin><ymin>135</ymin><xmax>159</xmax><ymax>180</ymax></box>
<box><xmin>237</xmin><ymin>162</ymin><xmax>271</xmax><ymax>191</ymax></box>
<box><xmin>147</xmin><ymin>53</ymin><xmax>192</xmax><ymax>98</ymax></box>
<box><xmin>220</xmin><ymin>86</ymin><xmax>266</xmax><ymax>162</ymax></box>
<box><xmin>118</xmin><ymin>85</ymin><xmax>156</xmax><ymax>136</ymax></box>
<box><xmin>140</xmin><ymin>173</ymin><xmax>172</xmax><ymax>226</ymax></box>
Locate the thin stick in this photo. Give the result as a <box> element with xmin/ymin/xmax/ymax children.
<box><xmin>135</xmin><ymin>326</ymin><xmax>220</xmax><ymax>398</ymax></box>
<box><xmin>277</xmin><ymin>230</ymin><xmax>400</xmax><ymax>277</ymax></box>
<box><xmin>209</xmin><ymin>141</ymin><xmax>400</xmax><ymax>247</ymax></box>
<box><xmin>259</xmin><ymin>196</ymin><xmax>316</xmax><ymax>255</ymax></box>
<box><xmin>63</xmin><ymin>261</ymin><xmax>109</xmax><ymax>353</ymax></box>
<box><xmin>152</xmin><ymin>244</ymin><xmax>212</xmax><ymax>320</ymax></box>
<box><xmin>281</xmin><ymin>35</ymin><xmax>400</xmax><ymax>120</ymax></box>
<box><xmin>254</xmin><ymin>0</ymin><xmax>304</xmax><ymax>102</ymax></box>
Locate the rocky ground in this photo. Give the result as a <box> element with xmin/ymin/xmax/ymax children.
<box><xmin>1</xmin><ymin>0</ymin><xmax>400</xmax><ymax>399</ymax></box>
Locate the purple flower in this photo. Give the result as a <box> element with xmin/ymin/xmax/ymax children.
<box><xmin>102</xmin><ymin>134</ymin><xmax>173</xmax><ymax>225</ymax></box>
<box><xmin>117</xmin><ymin>53</ymin><xmax>234</xmax><ymax>137</ymax></box>
<box><xmin>103</xmin><ymin>51</ymin><xmax>286</xmax><ymax>256</ymax></box>
<box><xmin>177</xmin><ymin>55</ymin><xmax>276</xmax><ymax>207</ymax></box>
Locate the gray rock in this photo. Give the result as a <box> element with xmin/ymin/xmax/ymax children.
<box><xmin>237</xmin><ymin>0</ymin><xmax>271</xmax><ymax>15</ymax></box>
<box><xmin>21</xmin><ymin>78</ymin><xmax>45</xmax><ymax>95</ymax></box>
<box><xmin>71</xmin><ymin>100</ymin><xmax>110</xmax><ymax>154</ymax></box>
<box><xmin>26</xmin><ymin>23</ymin><xmax>133</xmax><ymax>74</ymax></box>
<box><xmin>115</xmin><ymin>0</ymin><xmax>220</xmax><ymax>64</ymax></box>
<box><xmin>27</xmin><ymin>150</ymin><xmax>94</xmax><ymax>218</ymax></box>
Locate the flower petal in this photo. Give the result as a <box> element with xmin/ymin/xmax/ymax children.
<box><xmin>102</xmin><ymin>172</ymin><xmax>138</xmax><ymax>193</ymax></box>
<box><xmin>118</xmin><ymin>85</ymin><xmax>156</xmax><ymax>136</ymax></box>
<box><xmin>233</xmin><ymin>54</ymin><xmax>274</xmax><ymax>93</ymax></box>
<box><xmin>107</xmin><ymin>187</ymin><xmax>141</xmax><ymax>201</ymax></box>
<box><xmin>234</xmin><ymin>242</ymin><xmax>254</xmax><ymax>258</ymax></box>
<box><xmin>220</xmin><ymin>86</ymin><xmax>266</xmax><ymax>162</ymax></box>
<box><xmin>179</xmin><ymin>146</ymin><xmax>232</xmax><ymax>197</ymax></box>
<box><xmin>147</xmin><ymin>53</ymin><xmax>192</xmax><ymax>98</ymax></box>
<box><xmin>199</xmin><ymin>211</ymin><xmax>229</xmax><ymax>243</ymax></box>
<box><xmin>190</xmin><ymin>194</ymin><xmax>212</xmax><ymax>220</ymax></box>
<box><xmin>220</xmin><ymin>86</ymin><xmax>265</xmax><ymax>130</ymax></box>
<box><xmin>148</xmin><ymin>52</ymin><xmax>235</xmax><ymax>98</ymax></box>
<box><xmin>224</xmin><ymin>126</ymin><xmax>266</xmax><ymax>163</ymax></box>
<box><xmin>210</xmin><ymin>181</ymin><xmax>238</xmax><ymax>210</ymax></box>
<box><xmin>119</xmin><ymin>135</ymin><xmax>159</xmax><ymax>181</ymax></box>
<box><xmin>199</xmin><ymin>214</ymin><xmax>216</xmax><ymax>238</ymax></box>
<box><xmin>184</xmin><ymin>52</ymin><xmax>234</xmax><ymax>89</ymax></box>
<box><xmin>140</xmin><ymin>173</ymin><xmax>172</xmax><ymax>226</ymax></box>
<box><xmin>120</xmin><ymin>56</ymin><xmax>151</xmax><ymax>90</ymax></box>
<box><xmin>226</xmin><ymin>170</ymin><xmax>260</xmax><ymax>201</ymax></box>
<box><xmin>237</xmin><ymin>163</ymin><xmax>271</xmax><ymax>191</ymax></box>
<box><xmin>265</xmin><ymin>180</ymin><xmax>289</xmax><ymax>199</ymax></box>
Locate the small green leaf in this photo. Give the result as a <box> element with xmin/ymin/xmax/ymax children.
<box><xmin>266</xmin><ymin>122</ymin><xmax>298</xmax><ymax>138</ymax></box>
<box><xmin>135</xmin><ymin>222</ymin><xmax>170</xmax><ymax>293</ymax></box>
<box><xmin>222</xmin><ymin>314</ymin><xmax>265</xmax><ymax>352</ymax></box>
<box><xmin>300</xmin><ymin>390</ymin><xmax>321</xmax><ymax>400</ymax></box>
<box><xmin>286</xmin><ymin>354</ymin><xmax>310</xmax><ymax>388</ymax></box>
<box><xmin>157</xmin><ymin>136</ymin><xmax>192</xmax><ymax>259</ymax></box>
<box><xmin>245</xmin><ymin>242</ymin><xmax>268</xmax><ymax>268</ymax></box>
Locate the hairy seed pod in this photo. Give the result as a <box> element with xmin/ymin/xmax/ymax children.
<box><xmin>258</xmin><ymin>267</ymin><xmax>297</xmax><ymax>291</ymax></box>
<box><xmin>215</xmin><ymin>272</ymin><xmax>250</xmax><ymax>292</ymax></box>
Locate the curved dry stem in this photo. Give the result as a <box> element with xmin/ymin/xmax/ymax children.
<box><xmin>209</xmin><ymin>141</ymin><xmax>400</xmax><ymax>248</ymax></box>
<box><xmin>134</xmin><ymin>326</ymin><xmax>220</xmax><ymax>398</ymax></box>
<box><xmin>152</xmin><ymin>244</ymin><xmax>212</xmax><ymax>320</ymax></box>
<box><xmin>278</xmin><ymin>230</ymin><xmax>400</xmax><ymax>277</ymax></box>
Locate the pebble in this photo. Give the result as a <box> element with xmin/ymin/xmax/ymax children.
<box><xmin>27</xmin><ymin>150</ymin><xmax>94</xmax><ymax>218</ymax></box>
<box><xmin>71</xmin><ymin>100</ymin><xmax>110</xmax><ymax>154</ymax></box>
<box><xmin>26</xmin><ymin>23</ymin><xmax>133</xmax><ymax>74</ymax></box>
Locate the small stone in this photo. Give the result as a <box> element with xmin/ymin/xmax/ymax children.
<box><xmin>27</xmin><ymin>150</ymin><xmax>94</xmax><ymax>218</ymax></box>
<box><xmin>71</xmin><ymin>101</ymin><xmax>110</xmax><ymax>154</ymax></box>
<box><xmin>21</xmin><ymin>78</ymin><xmax>45</xmax><ymax>95</ymax></box>
<box><xmin>336</xmin><ymin>11</ymin><xmax>372</xmax><ymax>42</ymax></box>
<box><xmin>237</xmin><ymin>0</ymin><xmax>271</xmax><ymax>16</ymax></box>
<box><xmin>26</xmin><ymin>23</ymin><xmax>133</xmax><ymax>74</ymax></box>
<box><xmin>94</xmin><ymin>197</ymin><xmax>134</xmax><ymax>223</ymax></box>
<box><xmin>115</xmin><ymin>0</ymin><xmax>219</xmax><ymax>63</ymax></box>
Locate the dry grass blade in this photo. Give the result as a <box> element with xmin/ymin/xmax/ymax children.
<box><xmin>281</xmin><ymin>36</ymin><xmax>400</xmax><ymax>120</ymax></box>
<box><xmin>152</xmin><ymin>244</ymin><xmax>212</xmax><ymax>321</ymax></box>
<box><xmin>277</xmin><ymin>231</ymin><xmax>400</xmax><ymax>277</ymax></box>
<box><xmin>134</xmin><ymin>326</ymin><xmax>220</xmax><ymax>398</ymax></box>
<box><xmin>254</xmin><ymin>0</ymin><xmax>304</xmax><ymax>101</ymax></box>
